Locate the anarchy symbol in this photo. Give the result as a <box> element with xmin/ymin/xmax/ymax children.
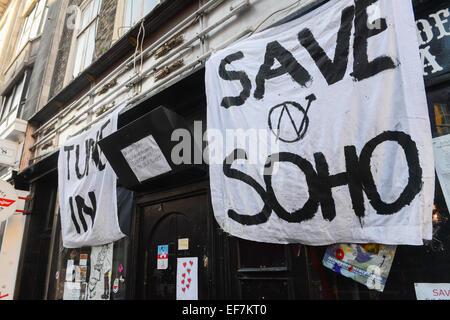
<box><xmin>268</xmin><ymin>94</ymin><xmax>316</xmax><ymax>143</ymax></box>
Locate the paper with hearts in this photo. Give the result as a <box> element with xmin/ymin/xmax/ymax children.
<box><xmin>176</xmin><ymin>257</ymin><xmax>198</xmax><ymax>300</ymax></box>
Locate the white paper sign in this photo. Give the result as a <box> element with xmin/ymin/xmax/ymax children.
<box><xmin>63</xmin><ymin>281</ymin><xmax>81</xmax><ymax>300</ymax></box>
<box><xmin>58</xmin><ymin>104</ymin><xmax>126</xmax><ymax>248</ymax></box>
<box><xmin>87</xmin><ymin>243</ymin><xmax>113</xmax><ymax>300</ymax></box>
<box><xmin>65</xmin><ymin>259</ymin><xmax>74</xmax><ymax>282</ymax></box>
<box><xmin>206</xmin><ymin>0</ymin><xmax>434</xmax><ymax>245</ymax></box>
<box><xmin>433</xmin><ymin>135</ymin><xmax>450</xmax><ymax>208</ymax></box>
<box><xmin>0</xmin><ymin>139</ymin><xmax>18</xmax><ymax>167</ymax></box>
<box><xmin>415</xmin><ymin>283</ymin><xmax>450</xmax><ymax>300</ymax></box>
<box><xmin>121</xmin><ymin>135</ymin><xmax>171</xmax><ymax>182</ymax></box>
<box><xmin>176</xmin><ymin>257</ymin><xmax>198</xmax><ymax>300</ymax></box>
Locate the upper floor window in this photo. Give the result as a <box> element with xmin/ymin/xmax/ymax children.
<box><xmin>0</xmin><ymin>73</ymin><xmax>29</xmax><ymax>123</ymax></box>
<box><xmin>72</xmin><ymin>0</ymin><xmax>102</xmax><ymax>77</ymax></box>
<box><xmin>16</xmin><ymin>0</ymin><xmax>48</xmax><ymax>56</ymax></box>
<box><xmin>119</xmin><ymin>0</ymin><xmax>159</xmax><ymax>37</ymax></box>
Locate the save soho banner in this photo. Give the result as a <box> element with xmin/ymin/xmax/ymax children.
<box><xmin>205</xmin><ymin>0</ymin><xmax>434</xmax><ymax>245</ymax></box>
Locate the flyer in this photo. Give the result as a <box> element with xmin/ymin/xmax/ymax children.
<box><xmin>322</xmin><ymin>243</ymin><xmax>396</xmax><ymax>292</ymax></box>
<box><xmin>157</xmin><ymin>245</ymin><xmax>169</xmax><ymax>270</ymax></box>
<box><xmin>176</xmin><ymin>257</ymin><xmax>198</xmax><ymax>300</ymax></box>
<box><xmin>433</xmin><ymin>135</ymin><xmax>450</xmax><ymax>208</ymax></box>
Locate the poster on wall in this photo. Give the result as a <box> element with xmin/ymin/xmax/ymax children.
<box><xmin>322</xmin><ymin>243</ymin><xmax>396</xmax><ymax>292</ymax></box>
<box><xmin>87</xmin><ymin>243</ymin><xmax>113</xmax><ymax>300</ymax></box>
<box><xmin>58</xmin><ymin>104</ymin><xmax>127</xmax><ymax>248</ymax></box>
<box><xmin>63</xmin><ymin>282</ymin><xmax>81</xmax><ymax>300</ymax></box>
<box><xmin>205</xmin><ymin>0</ymin><xmax>434</xmax><ymax>245</ymax></box>
<box><xmin>157</xmin><ymin>245</ymin><xmax>169</xmax><ymax>270</ymax></box>
<box><xmin>176</xmin><ymin>257</ymin><xmax>198</xmax><ymax>300</ymax></box>
<box><xmin>415</xmin><ymin>2</ymin><xmax>450</xmax><ymax>81</ymax></box>
<box><xmin>120</xmin><ymin>135</ymin><xmax>172</xmax><ymax>182</ymax></box>
<box><xmin>433</xmin><ymin>135</ymin><xmax>450</xmax><ymax>209</ymax></box>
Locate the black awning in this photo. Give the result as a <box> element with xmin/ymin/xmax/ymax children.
<box><xmin>15</xmin><ymin>149</ymin><xmax>59</xmax><ymax>187</ymax></box>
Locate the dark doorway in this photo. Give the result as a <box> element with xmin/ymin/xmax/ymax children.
<box><xmin>15</xmin><ymin>170</ymin><xmax>58</xmax><ymax>299</ymax></box>
<box><xmin>137</xmin><ymin>191</ymin><xmax>210</xmax><ymax>300</ymax></box>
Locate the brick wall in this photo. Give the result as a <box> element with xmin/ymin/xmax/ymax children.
<box><xmin>49</xmin><ymin>0</ymin><xmax>117</xmax><ymax>100</ymax></box>
<box><xmin>95</xmin><ymin>0</ymin><xmax>117</xmax><ymax>59</ymax></box>
<box><xmin>48</xmin><ymin>0</ymin><xmax>83</xmax><ymax>99</ymax></box>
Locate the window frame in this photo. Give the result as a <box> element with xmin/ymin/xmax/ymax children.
<box><xmin>115</xmin><ymin>0</ymin><xmax>159</xmax><ymax>39</ymax></box>
<box><xmin>0</xmin><ymin>72</ymin><xmax>29</xmax><ymax>123</ymax></box>
<box><xmin>72</xmin><ymin>0</ymin><xmax>102</xmax><ymax>78</ymax></box>
<box><xmin>15</xmin><ymin>0</ymin><xmax>48</xmax><ymax>57</ymax></box>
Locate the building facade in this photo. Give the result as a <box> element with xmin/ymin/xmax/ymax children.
<box><xmin>0</xmin><ymin>0</ymin><xmax>50</xmax><ymax>300</ymax></box>
<box><xmin>0</xmin><ymin>0</ymin><xmax>448</xmax><ymax>300</ymax></box>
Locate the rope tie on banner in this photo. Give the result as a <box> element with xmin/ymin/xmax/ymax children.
<box><xmin>133</xmin><ymin>20</ymin><xmax>146</xmax><ymax>76</ymax></box>
<box><xmin>249</xmin><ymin>0</ymin><xmax>303</xmax><ymax>36</ymax></box>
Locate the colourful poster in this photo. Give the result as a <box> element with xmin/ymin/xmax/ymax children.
<box><xmin>322</xmin><ymin>243</ymin><xmax>396</xmax><ymax>292</ymax></box>
<box><xmin>157</xmin><ymin>245</ymin><xmax>169</xmax><ymax>270</ymax></box>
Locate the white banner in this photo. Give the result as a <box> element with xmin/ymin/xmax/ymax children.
<box><xmin>58</xmin><ymin>105</ymin><xmax>126</xmax><ymax>248</ymax></box>
<box><xmin>206</xmin><ymin>0</ymin><xmax>434</xmax><ymax>245</ymax></box>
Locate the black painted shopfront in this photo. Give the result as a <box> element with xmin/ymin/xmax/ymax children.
<box><xmin>13</xmin><ymin>0</ymin><xmax>450</xmax><ymax>300</ymax></box>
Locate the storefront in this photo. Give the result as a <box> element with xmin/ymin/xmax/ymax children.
<box><xmin>12</xmin><ymin>0</ymin><xmax>450</xmax><ymax>301</ymax></box>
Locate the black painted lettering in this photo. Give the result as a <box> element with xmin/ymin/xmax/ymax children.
<box><xmin>298</xmin><ymin>5</ymin><xmax>355</xmax><ymax>85</ymax></box>
<box><xmin>351</xmin><ymin>0</ymin><xmax>396</xmax><ymax>81</ymax></box>
<box><xmin>218</xmin><ymin>52</ymin><xmax>252</xmax><ymax>108</ymax></box>
<box><xmin>254</xmin><ymin>41</ymin><xmax>312</xmax><ymax>100</ymax></box>
<box><xmin>264</xmin><ymin>152</ymin><xmax>319</xmax><ymax>223</ymax></box>
<box><xmin>221</xmin><ymin>131</ymin><xmax>423</xmax><ymax>227</ymax></box>
<box><xmin>64</xmin><ymin>145</ymin><xmax>74</xmax><ymax>180</ymax></box>
<box><xmin>69</xmin><ymin>191</ymin><xmax>97</xmax><ymax>233</ymax></box>
<box><xmin>75</xmin><ymin>140</ymin><xmax>91</xmax><ymax>179</ymax></box>
<box><xmin>313</xmin><ymin>152</ymin><xmax>348</xmax><ymax>222</ymax></box>
<box><xmin>75</xmin><ymin>191</ymin><xmax>97</xmax><ymax>230</ymax></box>
<box><xmin>359</xmin><ymin>131</ymin><xmax>422</xmax><ymax>214</ymax></box>
<box><xmin>91</xmin><ymin>120</ymin><xmax>110</xmax><ymax>171</ymax></box>
<box><xmin>69</xmin><ymin>196</ymin><xmax>81</xmax><ymax>234</ymax></box>
<box><xmin>223</xmin><ymin>149</ymin><xmax>271</xmax><ymax>225</ymax></box>
<box><xmin>344</xmin><ymin>146</ymin><xmax>366</xmax><ymax>220</ymax></box>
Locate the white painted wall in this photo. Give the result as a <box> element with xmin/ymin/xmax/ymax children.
<box><xmin>0</xmin><ymin>190</ymin><xmax>29</xmax><ymax>300</ymax></box>
<box><xmin>34</xmin><ymin>0</ymin><xmax>318</xmax><ymax>156</ymax></box>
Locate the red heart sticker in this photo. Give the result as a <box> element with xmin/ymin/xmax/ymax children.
<box><xmin>188</xmin><ymin>278</ymin><xmax>191</xmax><ymax>283</ymax></box>
<box><xmin>182</xmin><ymin>288</ymin><xmax>185</xmax><ymax>292</ymax></box>
<box><xmin>190</xmin><ymin>261</ymin><xmax>193</xmax><ymax>266</ymax></box>
<box><xmin>186</xmin><ymin>284</ymin><xmax>190</xmax><ymax>289</ymax></box>
<box><xmin>183</xmin><ymin>262</ymin><xmax>187</xmax><ymax>267</ymax></box>
<box><xmin>182</xmin><ymin>273</ymin><xmax>186</xmax><ymax>278</ymax></box>
<box><xmin>181</xmin><ymin>280</ymin><xmax>185</xmax><ymax>284</ymax></box>
<box><xmin>187</xmin><ymin>269</ymin><xmax>191</xmax><ymax>274</ymax></box>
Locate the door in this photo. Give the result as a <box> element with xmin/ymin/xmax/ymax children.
<box><xmin>140</xmin><ymin>193</ymin><xmax>209</xmax><ymax>300</ymax></box>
